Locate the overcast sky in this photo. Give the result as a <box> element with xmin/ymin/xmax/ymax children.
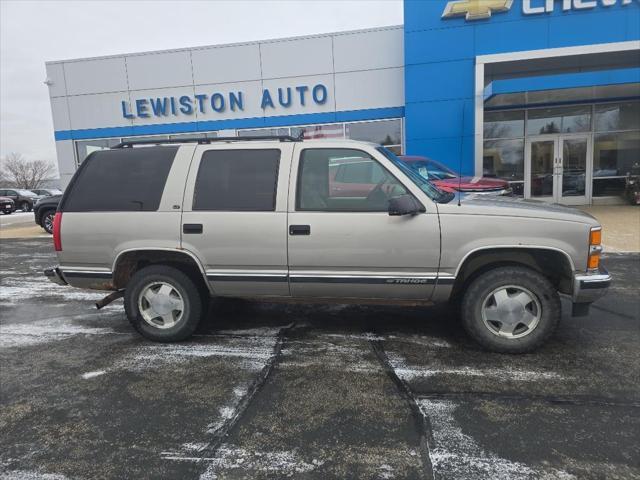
<box><xmin>0</xmin><ymin>0</ymin><xmax>403</xmax><ymax>175</ymax></box>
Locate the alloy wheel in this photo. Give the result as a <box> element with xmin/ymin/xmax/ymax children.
<box><xmin>481</xmin><ymin>285</ymin><xmax>541</xmax><ymax>339</ymax></box>
<box><xmin>137</xmin><ymin>281</ymin><xmax>185</xmax><ymax>329</ymax></box>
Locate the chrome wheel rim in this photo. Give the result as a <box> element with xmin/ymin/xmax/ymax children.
<box><xmin>481</xmin><ymin>285</ymin><xmax>541</xmax><ymax>339</ymax></box>
<box><xmin>44</xmin><ymin>213</ymin><xmax>54</xmax><ymax>232</ymax></box>
<box><xmin>138</xmin><ymin>281</ymin><xmax>184</xmax><ymax>329</ymax></box>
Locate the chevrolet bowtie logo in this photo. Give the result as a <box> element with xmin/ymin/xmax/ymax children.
<box><xmin>442</xmin><ymin>0</ymin><xmax>513</xmax><ymax>20</ymax></box>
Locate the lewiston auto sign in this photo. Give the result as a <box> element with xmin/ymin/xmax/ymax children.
<box><xmin>442</xmin><ymin>0</ymin><xmax>637</xmax><ymax>21</ymax></box>
<box><xmin>121</xmin><ymin>83</ymin><xmax>328</xmax><ymax>119</ymax></box>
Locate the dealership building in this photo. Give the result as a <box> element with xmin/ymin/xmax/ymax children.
<box><xmin>46</xmin><ymin>0</ymin><xmax>639</xmax><ymax>205</ymax></box>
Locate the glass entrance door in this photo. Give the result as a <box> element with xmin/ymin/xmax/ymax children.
<box><xmin>559</xmin><ymin>135</ymin><xmax>589</xmax><ymax>205</ymax></box>
<box><xmin>525</xmin><ymin>135</ymin><xmax>591</xmax><ymax>204</ymax></box>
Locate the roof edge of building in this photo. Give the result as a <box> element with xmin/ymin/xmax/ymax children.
<box><xmin>45</xmin><ymin>24</ymin><xmax>404</xmax><ymax>66</ymax></box>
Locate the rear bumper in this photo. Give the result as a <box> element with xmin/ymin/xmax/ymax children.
<box><xmin>44</xmin><ymin>267</ymin><xmax>68</xmax><ymax>286</ymax></box>
<box><xmin>572</xmin><ymin>266</ymin><xmax>611</xmax><ymax>305</ymax></box>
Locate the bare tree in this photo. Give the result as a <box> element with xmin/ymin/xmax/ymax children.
<box><xmin>1</xmin><ymin>153</ymin><xmax>56</xmax><ymax>189</ymax></box>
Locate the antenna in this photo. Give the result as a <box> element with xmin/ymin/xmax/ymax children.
<box><xmin>457</xmin><ymin>103</ymin><xmax>465</xmax><ymax>207</ymax></box>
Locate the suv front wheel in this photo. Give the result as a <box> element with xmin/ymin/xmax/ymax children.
<box><xmin>42</xmin><ymin>210</ymin><xmax>56</xmax><ymax>234</ymax></box>
<box><xmin>461</xmin><ymin>266</ymin><xmax>560</xmax><ymax>354</ymax></box>
<box><xmin>124</xmin><ymin>265</ymin><xmax>205</xmax><ymax>342</ymax></box>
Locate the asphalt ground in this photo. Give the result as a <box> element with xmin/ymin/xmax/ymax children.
<box><xmin>0</xmin><ymin>237</ymin><xmax>638</xmax><ymax>480</ymax></box>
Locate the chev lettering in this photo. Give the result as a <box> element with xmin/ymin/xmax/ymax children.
<box><xmin>524</xmin><ymin>0</ymin><xmax>636</xmax><ymax>13</ymax></box>
<box><xmin>442</xmin><ymin>0</ymin><xmax>637</xmax><ymax>21</ymax></box>
<box><xmin>121</xmin><ymin>84</ymin><xmax>328</xmax><ymax>119</ymax></box>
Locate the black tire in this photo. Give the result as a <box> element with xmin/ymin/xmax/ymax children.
<box><xmin>20</xmin><ymin>201</ymin><xmax>31</xmax><ymax>212</ymax></box>
<box><xmin>42</xmin><ymin>210</ymin><xmax>55</xmax><ymax>234</ymax></box>
<box><xmin>460</xmin><ymin>266</ymin><xmax>560</xmax><ymax>354</ymax></box>
<box><xmin>124</xmin><ymin>265</ymin><xmax>205</xmax><ymax>342</ymax></box>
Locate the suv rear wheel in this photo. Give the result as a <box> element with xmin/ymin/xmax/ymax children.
<box><xmin>124</xmin><ymin>265</ymin><xmax>205</xmax><ymax>342</ymax></box>
<box><xmin>20</xmin><ymin>201</ymin><xmax>31</xmax><ymax>212</ymax></box>
<box><xmin>461</xmin><ymin>266</ymin><xmax>560</xmax><ymax>354</ymax></box>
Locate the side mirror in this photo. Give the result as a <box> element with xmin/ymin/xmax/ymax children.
<box><xmin>388</xmin><ymin>195</ymin><xmax>424</xmax><ymax>216</ymax></box>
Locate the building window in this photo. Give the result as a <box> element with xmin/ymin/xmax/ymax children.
<box><xmin>593</xmin><ymin>130</ymin><xmax>640</xmax><ymax>197</ymax></box>
<box><xmin>595</xmin><ymin>101</ymin><xmax>640</xmax><ymax>132</ymax></box>
<box><xmin>526</xmin><ymin>106</ymin><xmax>591</xmax><ymax>135</ymax></box>
<box><xmin>346</xmin><ymin>119</ymin><xmax>402</xmax><ymax>149</ymax></box>
<box><xmin>193</xmin><ymin>149</ymin><xmax>280</xmax><ymax>211</ymax></box>
<box><xmin>169</xmin><ymin>132</ymin><xmax>217</xmax><ymax>140</ymax></box>
<box><xmin>75</xmin><ymin>139</ymin><xmax>121</xmax><ymax>166</ymax></box>
<box><xmin>238</xmin><ymin>118</ymin><xmax>404</xmax><ymax>153</ymax></box>
<box><xmin>484</xmin><ymin>110</ymin><xmax>524</xmax><ymax>139</ymax></box>
<box><xmin>291</xmin><ymin>124</ymin><xmax>344</xmax><ymax>140</ymax></box>
<box><xmin>483</xmin><ymin>139</ymin><xmax>525</xmax><ymax>195</ymax></box>
<box><xmin>237</xmin><ymin>128</ymin><xmax>290</xmax><ymax>137</ymax></box>
<box><xmin>121</xmin><ymin>135</ymin><xmax>169</xmax><ymax>143</ymax></box>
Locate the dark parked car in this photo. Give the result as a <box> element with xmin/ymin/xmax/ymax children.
<box><xmin>400</xmin><ymin>156</ymin><xmax>512</xmax><ymax>195</ymax></box>
<box><xmin>0</xmin><ymin>196</ymin><xmax>15</xmax><ymax>214</ymax></box>
<box><xmin>34</xmin><ymin>194</ymin><xmax>61</xmax><ymax>234</ymax></box>
<box><xmin>0</xmin><ymin>188</ymin><xmax>40</xmax><ymax>211</ymax></box>
<box><xmin>32</xmin><ymin>188</ymin><xmax>63</xmax><ymax>197</ymax></box>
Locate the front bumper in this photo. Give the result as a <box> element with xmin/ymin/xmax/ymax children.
<box><xmin>44</xmin><ymin>267</ymin><xmax>68</xmax><ymax>286</ymax></box>
<box><xmin>573</xmin><ymin>266</ymin><xmax>611</xmax><ymax>304</ymax></box>
<box><xmin>1</xmin><ymin>202</ymin><xmax>14</xmax><ymax>213</ymax></box>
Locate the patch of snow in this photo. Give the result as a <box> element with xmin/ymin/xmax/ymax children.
<box><xmin>0</xmin><ymin>471</ymin><xmax>69</xmax><ymax>480</ymax></box>
<box><xmin>387</xmin><ymin>353</ymin><xmax>563</xmax><ymax>382</ymax></box>
<box><xmin>322</xmin><ymin>332</ymin><xmax>390</xmax><ymax>341</ymax></box>
<box><xmin>215</xmin><ymin>327</ymin><xmax>283</xmax><ymax>337</ymax></box>
<box><xmin>205</xmin><ymin>383</ymin><xmax>252</xmax><ymax>435</ymax></box>
<box><xmin>81</xmin><ymin>370</ymin><xmax>106</xmax><ymax>379</ymax></box>
<box><xmin>0</xmin><ymin>274</ymin><xmax>111</xmax><ymax>305</ymax></box>
<box><xmin>378</xmin><ymin>463</ymin><xmax>394</xmax><ymax>479</ymax></box>
<box><xmin>418</xmin><ymin>399</ymin><xmax>575</xmax><ymax>480</ymax></box>
<box><xmin>0</xmin><ymin>316</ymin><xmax>119</xmax><ymax>348</ymax></box>
<box><xmin>197</xmin><ymin>446</ymin><xmax>323</xmax><ymax>479</ymax></box>
<box><xmin>181</xmin><ymin>443</ymin><xmax>208</xmax><ymax>453</ymax></box>
<box><xmin>124</xmin><ymin>341</ymin><xmax>274</xmax><ymax>372</ymax></box>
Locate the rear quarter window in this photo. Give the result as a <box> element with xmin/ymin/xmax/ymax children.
<box><xmin>62</xmin><ymin>146</ymin><xmax>177</xmax><ymax>212</ymax></box>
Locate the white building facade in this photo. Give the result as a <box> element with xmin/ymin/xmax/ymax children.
<box><xmin>45</xmin><ymin>26</ymin><xmax>405</xmax><ymax>187</ymax></box>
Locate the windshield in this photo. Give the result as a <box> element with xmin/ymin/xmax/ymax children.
<box><xmin>17</xmin><ymin>190</ymin><xmax>37</xmax><ymax>196</ymax></box>
<box><xmin>411</xmin><ymin>159</ymin><xmax>458</xmax><ymax>181</ymax></box>
<box><xmin>377</xmin><ymin>147</ymin><xmax>454</xmax><ymax>204</ymax></box>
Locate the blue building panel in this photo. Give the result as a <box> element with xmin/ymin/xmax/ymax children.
<box><xmin>548</xmin><ymin>10</ymin><xmax>630</xmax><ymax>47</ymax></box>
<box><xmin>474</xmin><ymin>17</ymin><xmax>549</xmax><ymax>55</ymax></box>
<box><xmin>405</xmin><ymin>26</ymin><xmax>475</xmax><ymax>64</ymax></box>
<box><xmin>405</xmin><ymin>60</ymin><xmax>475</xmax><ymax>103</ymax></box>
<box><xmin>404</xmin><ymin>0</ymin><xmax>640</xmax><ymax>174</ymax></box>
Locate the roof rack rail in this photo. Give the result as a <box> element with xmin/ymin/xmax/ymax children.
<box><xmin>112</xmin><ymin>134</ymin><xmax>303</xmax><ymax>149</ymax></box>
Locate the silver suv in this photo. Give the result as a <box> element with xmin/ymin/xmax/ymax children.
<box><xmin>45</xmin><ymin>136</ymin><xmax>611</xmax><ymax>353</ymax></box>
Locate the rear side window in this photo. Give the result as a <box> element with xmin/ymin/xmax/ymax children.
<box><xmin>193</xmin><ymin>149</ymin><xmax>280</xmax><ymax>211</ymax></box>
<box><xmin>62</xmin><ymin>147</ymin><xmax>177</xmax><ymax>212</ymax></box>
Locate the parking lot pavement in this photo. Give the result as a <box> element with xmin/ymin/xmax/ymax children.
<box><xmin>1</xmin><ymin>238</ymin><xmax>638</xmax><ymax>480</ymax></box>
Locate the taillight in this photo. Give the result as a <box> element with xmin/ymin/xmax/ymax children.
<box><xmin>53</xmin><ymin>212</ymin><xmax>62</xmax><ymax>251</ymax></box>
<box><xmin>588</xmin><ymin>226</ymin><xmax>602</xmax><ymax>271</ymax></box>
